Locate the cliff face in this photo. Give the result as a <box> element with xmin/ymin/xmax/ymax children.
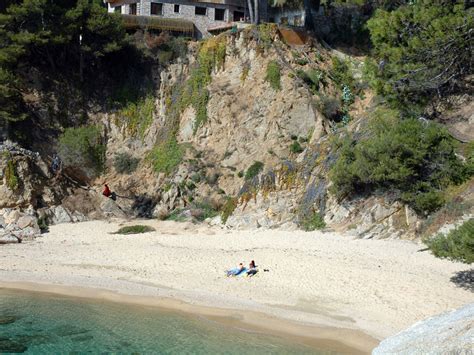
<box><xmin>2</xmin><ymin>28</ymin><xmax>473</xmax><ymax>240</ymax></box>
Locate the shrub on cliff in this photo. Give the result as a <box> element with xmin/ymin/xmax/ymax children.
<box><xmin>148</xmin><ymin>137</ymin><xmax>183</xmax><ymax>175</ymax></box>
<box><xmin>114</xmin><ymin>152</ymin><xmax>139</xmax><ymax>174</ymax></box>
<box><xmin>58</xmin><ymin>125</ymin><xmax>105</xmax><ymax>176</ymax></box>
<box><xmin>329</xmin><ymin>108</ymin><xmax>471</xmax><ymax>215</ymax></box>
<box><xmin>245</xmin><ymin>161</ymin><xmax>264</xmax><ymax>180</ymax></box>
<box><xmin>265</xmin><ymin>61</ymin><xmax>281</xmax><ymax>90</ymax></box>
<box><xmin>426</xmin><ymin>219</ymin><xmax>474</xmax><ymax>264</ymax></box>
<box><xmin>301</xmin><ymin>212</ymin><xmax>326</xmax><ymax>231</ymax></box>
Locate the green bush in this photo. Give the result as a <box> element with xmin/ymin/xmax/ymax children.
<box><xmin>5</xmin><ymin>159</ymin><xmax>19</xmax><ymax>190</ymax></box>
<box><xmin>290</xmin><ymin>141</ymin><xmax>304</xmax><ymax>154</ymax></box>
<box><xmin>245</xmin><ymin>161</ymin><xmax>264</xmax><ymax>180</ymax></box>
<box><xmin>148</xmin><ymin>137</ymin><xmax>184</xmax><ymax>175</ymax></box>
<box><xmin>425</xmin><ymin>218</ymin><xmax>474</xmax><ymax>264</ymax></box>
<box><xmin>177</xmin><ymin>36</ymin><xmax>226</xmax><ymax>134</ymax></box>
<box><xmin>320</xmin><ymin>96</ymin><xmax>342</xmax><ymax>121</ymax></box>
<box><xmin>330</xmin><ymin>57</ymin><xmax>354</xmax><ymax>89</ymax></box>
<box><xmin>265</xmin><ymin>61</ymin><xmax>281</xmax><ymax>90</ymax></box>
<box><xmin>221</xmin><ymin>197</ymin><xmax>237</xmax><ymax>224</ymax></box>
<box><xmin>119</xmin><ymin>95</ymin><xmax>154</xmax><ymax>139</ymax></box>
<box><xmin>114</xmin><ymin>225</ymin><xmax>156</xmax><ymax>235</ymax></box>
<box><xmin>301</xmin><ymin>212</ymin><xmax>326</xmax><ymax>231</ymax></box>
<box><xmin>329</xmin><ymin>108</ymin><xmax>472</xmax><ymax>215</ymax></box>
<box><xmin>192</xmin><ymin>201</ymin><xmax>219</xmax><ymax>221</ymax></box>
<box><xmin>58</xmin><ymin>125</ymin><xmax>105</xmax><ymax>175</ymax></box>
<box><xmin>296</xmin><ymin>69</ymin><xmax>323</xmax><ymax>94</ymax></box>
<box><xmin>114</xmin><ymin>152</ymin><xmax>140</xmax><ymax>174</ymax></box>
<box><xmin>366</xmin><ymin>3</ymin><xmax>473</xmax><ymax>112</ymax></box>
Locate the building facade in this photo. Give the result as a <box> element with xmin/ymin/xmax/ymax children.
<box><xmin>106</xmin><ymin>0</ymin><xmax>251</xmax><ymax>38</ymax></box>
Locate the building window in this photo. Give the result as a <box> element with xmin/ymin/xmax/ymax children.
<box><xmin>114</xmin><ymin>6</ymin><xmax>122</xmax><ymax>13</ymax></box>
<box><xmin>174</xmin><ymin>4</ymin><xmax>180</xmax><ymax>13</ymax></box>
<box><xmin>195</xmin><ymin>6</ymin><xmax>207</xmax><ymax>16</ymax></box>
<box><xmin>151</xmin><ymin>2</ymin><xmax>163</xmax><ymax>15</ymax></box>
<box><xmin>215</xmin><ymin>8</ymin><xmax>225</xmax><ymax>21</ymax></box>
<box><xmin>129</xmin><ymin>3</ymin><xmax>137</xmax><ymax>15</ymax></box>
<box><xmin>233</xmin><ymin>10</ymin><xmax>244</xmax><ymax>21</ymax></box>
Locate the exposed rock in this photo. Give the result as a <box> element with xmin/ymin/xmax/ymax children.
<box><xmin>16</xmin><ymin>215</ymin><xmax>36</xmax><ymax>229</ymax></box>
<box><xmin>373</xmin><ymin>303</ymin><xmax>474</xmax><ymax>355</ymax></box>
<box><xmin>48</xmin><ymin>205</ymin><xmax>73</xmax><ymax>224</ymax></box>
<box><xmin>0</xmin><ymin>234</ymin><xmax>21</xmax><ymax>244</ymax></box>
<box><xmin>100</xmin><ymin>199</ymin><xmax>127</xmax><ymax>219</ymax></box>
<box><xmin>4</xmin><ymin>210</ymin><xmax>22</xmax><ymax>225</ymax></box>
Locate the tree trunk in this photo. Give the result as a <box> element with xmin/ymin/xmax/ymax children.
<box><xmin>254</xmin><ymin>0</ymin><xmax>259</xmax><ymax>24</ymax></box>
<box><xmin>246</xmin><ymin>0</ymin><xmax>254</xmax><ymax>23</ymax></box>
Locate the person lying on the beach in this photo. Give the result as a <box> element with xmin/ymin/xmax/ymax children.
<box><xmin>246</xmin><ymin>260</ymin><xmax>258</xmax><ymax>277</ymax></box>
<box><xmin>226</xmin><ymin>263</ymin><xmax>245</xmax><ymax>277</ymax></box>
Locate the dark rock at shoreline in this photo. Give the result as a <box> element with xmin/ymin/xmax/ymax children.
<box><xmin>0</xmin><ymin>316</ymin><xmax>18</xmax><ymax>325</ymax></box>
<box><xmin>0</xmin><ymin>337</ymin><xmax>28</xmax><ymax>353</ymax></box>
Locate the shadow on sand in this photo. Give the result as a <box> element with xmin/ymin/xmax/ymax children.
<box><xmin>450</xmin><ymin>269</ymin><xmax>474</xmax><ymax>292</ymax></box>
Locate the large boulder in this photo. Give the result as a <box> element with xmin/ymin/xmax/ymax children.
<box><xmin>373</xmin><ymin>303</ymin><xmax>474</xmax><ymax>354</ymax></box>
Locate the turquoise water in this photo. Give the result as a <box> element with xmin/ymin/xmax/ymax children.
<box><xmin>0</xmin><ymin>289</ymin><xmax>331</xmax><ymax>354</ymax></box>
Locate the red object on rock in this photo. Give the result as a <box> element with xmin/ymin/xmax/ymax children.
<box><xmin>103</xmin><ymin>184</ymin><xmax>111</xmax><ymax>198</ymax></box>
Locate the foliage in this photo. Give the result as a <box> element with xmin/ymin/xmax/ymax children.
<box><xmin>257</xmin><ymin>23</ymin><xmax>277</xmax><ymax>49</ymax></box>
<box><xmin>330</xmin><ymin>57</ymin><xmax>354</xmax><ymax>89</ymax></box>
<box><xmin>148</xmin><ymin>137</ymin><xmax>184</xmax><ymax>175</ymax></box>
<box><xmin>320</xmin><ymin>96</ymin><xmax>342</xmax><ymax>121</ymax></box>
<box><xmin>221</xmin><ymin>197</ymin><xmax>237</xmax><ymax>224</ymax></box>
<box><xmin>58</xmin><ymin>125</ymin><xmax>105</xmax><ymax>175</ymax></box>
<box><xmin>290</xmin><ymin>141</ymin><xmax>304</xmax><ymax>154</ymax></box>
<box><xmin>245</xmin><ymin>161</ymin><xmax>264</xmax><ymax>180</ymax></box>
<box><xmin>192</xmin><ymin>201</ymin><xmax>219</xmax><ymax>221</ymax></box>
<box><xmin>114</xmin><ymin>152</ymin><xmax>140</xmax><ymax>174</ymax></box>
<box><xmin>37</xmin><ymin>216</ymin><xmax>49</xmax><ymax>233</ymax></box>
<box><xmin>329</xmin><ymin>108</ymin><xmax>472</xmax><ymax>215</ymax></box>
<box><xmin>425</xmin><ymin>218</ymin><xmax>474</xmax><ymax>264</ymax></box>
<box><xmin>166</xmin><ymin>209</ymin><xmax>187</xmax><ymax>222</ymax></box>
<box><xmin>139</xmin><ymin>32</ymin><xmax>188</xmax><ymax>65</ymax></box>
<box><xmin>301</xmin><ymin>212</ymin><xmax>326</xmax><ymax>231</ymax></box>
<box><xmin>4</xmin><ymin>158</ymin><xmax>18</xmax><ymax>190</ymax></box>
<box><xmin>265</xmin><ymin>61</ymin><xmax>281</xmax><ymax>90</ymax></box>
<box><xmin>114</xmin><ymin>225</ymin><xmax>156</xmax><ymax>235</ymax></box>
<box><xmin>366</xmin><ymin>3</ymin><xmax>473</xmax><ymax>112</ymax></box>
<box><xmin>296</xmin><ymin>69</ymin><xmax>323</xmax><ymax>94</ymax></box>
<box><xmin>241</xmin><ymin>65</ymin><xmax>250</xmax><ymax>83</ymax></box>
<box><xmin>119</xmin><ymin>95</ymin><xmax>154</xmax><ymax>139</ymax></box>
<box><xmin>177</xmin><ymin>36</ymin><xmax>226</xmax><ymax>133</ymax></box>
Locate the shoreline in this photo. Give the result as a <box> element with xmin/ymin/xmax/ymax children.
<box><xmin>0</xmin><ymin>281</ymin><xmax>376</xmax><ymax>354</ymax></box>
<box><xmin>1</xmin><ymin>219</ymin><xmax>472</xmax><ymax>353</ymax></box>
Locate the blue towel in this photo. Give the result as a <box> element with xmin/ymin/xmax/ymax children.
<box><xmin>226</xmin><ymin>267</ymin><xmax>247</xmax><ymax>276</ymax></box>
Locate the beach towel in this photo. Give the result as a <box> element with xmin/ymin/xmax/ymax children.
<box><xmin>226</xmin><ymin>267</ymin><xmax>247</xmax><ymax>276</ymax></box>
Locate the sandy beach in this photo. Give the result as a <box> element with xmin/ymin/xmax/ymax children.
<box><xmin>1</xmin><ymin>219</ymin><xmax>472</xmax><ymax>352</ymax></box>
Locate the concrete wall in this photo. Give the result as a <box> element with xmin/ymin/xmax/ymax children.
<box><xmin>107</xmin><ymin>0</ymin><xmax>249</xmax><ymax>38</ymax></box>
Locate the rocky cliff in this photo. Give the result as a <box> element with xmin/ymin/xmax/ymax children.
<box><xmin>1</xmin><ymin>26</ymin><xmax>473</xmax><ymax>241</ymax></box>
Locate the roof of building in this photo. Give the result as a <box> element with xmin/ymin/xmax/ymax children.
<box><xmin>121</xmin><ymin>14</ymin><xmax>194</xmax><ymax>34</ymax></box>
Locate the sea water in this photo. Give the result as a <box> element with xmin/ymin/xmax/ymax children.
<box><xmin>0</xmin><ymin>289</ymin><xmax>330</xmax><ymax>354</ymax></box>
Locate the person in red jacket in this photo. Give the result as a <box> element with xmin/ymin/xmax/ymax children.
<box><xmin>102</xmin><ymin>184</ymin><xmax>112</xmax><ymax>198</ymax></box>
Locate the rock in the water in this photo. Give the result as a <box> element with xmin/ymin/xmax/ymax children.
<box><xmin>373</xmin><ymin>303</ymin><xmax>474</xmax><ymax>355</ymax></box>
<box><xmin>0</xmin><ymin>316</ymin><xmax>18</xmax><ymax>325</ymax></box>
<box><xmin>0</xmin><ymin>234</ymin><xmax>20</xmax><ymax>244</ymax></box>
<box><xmin>0</xmin><ymin>337</ymin><xmax>28</xmax><ymax>353</ymax></box>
